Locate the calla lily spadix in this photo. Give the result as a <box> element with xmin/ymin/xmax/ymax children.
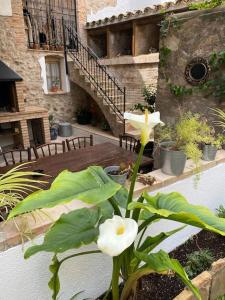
<box><xmin>124</xmin><ymin>110</ymin><xmax>164</xmax><ymax>146</ymax></box>
<box><xmin>97</xmin><ymin>216</ymin><xmax>138</xmax><ymax>257</ymax></box>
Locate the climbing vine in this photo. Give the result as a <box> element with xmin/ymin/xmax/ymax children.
<box><xmin>160</xmin><ymin>15</ymin><xmax>180</xmax><ymax>39</ymax></box>
<box><xmin>167</xmin><ymin>51</ymin><xmax>225</xmax><ymax>100</ymax></box>
<box><xmin>159</xmin><ymin>47</ymin><xmax>172</xmax><ymax>67</ymax></box>
<box><xmin>188</xmin><ymin>0</ymin><xmax>225</xmax><ymax>10</ymax></box>
<box><xmin>169</xmin><ymin>84</ymin><xmax>193</xmax><ymax>97</ymax></box>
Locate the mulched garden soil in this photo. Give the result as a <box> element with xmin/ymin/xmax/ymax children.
<box><xmin>97</xmin><ymin>230</ymin><xmax>225</xmax><ymax>300</ymax></box>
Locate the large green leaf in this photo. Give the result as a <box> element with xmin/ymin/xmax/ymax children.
<box><xmin>131</xmin><ymin>227</ymin><xmax>185</xmax><ymax>272</ymax></box>
<box><xmin>9</xmin><ymin>166</ymin><xmax>121</xmax><ymax>218</ymax></box>
<box><xmin>135</xmin><ymin>250</ymin><xmax>201</xmax><ymax>300</ymax></box>
<box><xmin>49</xmin><ymin>255</ymin><xmax>60</xmax><ymax>300</ymax></box>
<box><xmin>129</xmin><ymin>192</ymin><xmax>225</xmax><ymax>236</ymax></box>
<box><xmin>24</xmin><ymin>207</ymin><xmax>100</xmax><ymax>258</ymax></box>
<box><xmin>138</xmin><ymin>226</ymin><xmax>186</xmax><ymax>252</ymax></box>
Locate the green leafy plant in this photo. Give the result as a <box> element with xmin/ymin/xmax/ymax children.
<box><xmin>169</xmin><ymin>84</ymin><xmax>193</xmax><ymax>97</ymax></box>
<box><xmin>216</xmin><ymin>205</ymin><xmax>225</xmax><ymax>218</ymax></box>
<box><xmin>185</xmin><ymin>250</ymin><xmax>214</xmax><ymax>279</ymax></box>
<box><xmin>0</xmin><ymin>163</ymin><xmax>46</xmax><ymax>211</ymax></box>
<box><xmin>157</xmin><ymin>113</ymin><xmax>211</xmax><ymax>173</ymax></box>
<box><xmin>216</xmin><ymin>295</ymin><xmax>225</xmax><ymax>300</ymax></box>
<box><xmin>7</xmin><ymin>113</ymin><xmax>225</xmax><ymax>300</ymax></box>
<box><xmin>160</xmin><ymin>15</ymin><xmax>180</xmax><ymax>39</ymax></box>
<box><xmin>211</xmin><ymin>108</ymin><xmax>225</xmax><ymax>129</ymax></box>
<box><xmin>131</xmin><ymin>85</ymin><xmax>156</xmax><ymax>113</ymax></box>
<box><xmin>189</xmin><ymin>0</ymin><xmax>225</xmax><ymax>10</ymax></box>
<box><xmin>160</xmin><ymin>47</ymin><xmax>172</xmax><ymax>67</ymax></box>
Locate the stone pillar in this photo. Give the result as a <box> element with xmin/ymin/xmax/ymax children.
<box><xmin>15</xmin><ymin>81</ymin><xmax>25</xmax><ymax>112</ymax></box>
<box><xmin>19</xmin><ymin>119</ymin><xmax>30</xmax><ymax>148</ymax></box>
<box><xmin>76</xmin><ymin>0</ymin><xmax>88</xmax><ymax>42</ymax></box>
<box><xmin>42</xmin><ymin>115</ymin><xmax>51</xmax><ymax>144</ymax></box>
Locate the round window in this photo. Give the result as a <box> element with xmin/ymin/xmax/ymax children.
<box><xmin>185</xmin><ymin>58</ymin><xmax>210</xmax><ymax>85</ymax></box>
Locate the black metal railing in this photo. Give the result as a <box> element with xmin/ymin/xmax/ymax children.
<box><xmin>23</xmin><ymin>0</ymin><xmax>77</xmax><ymax>50</ymax></box>
<box><xmin>63</xmin><ymin>23</ymin><xmax>126</xmax><ymax>129</ymax></box>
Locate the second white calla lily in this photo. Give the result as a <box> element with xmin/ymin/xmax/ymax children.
<box><xmin>124</xmin><ymin>110</ymin><xmax>164</xmax><ymax>146</ymax></box>
<box><xmin>97</xmin><ymin>216</ymin><xmax>138</xmax><ymax>257</ymax></box>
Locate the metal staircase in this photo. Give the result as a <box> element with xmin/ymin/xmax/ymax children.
<box><xmin>63</xmin><ymin>23</ymin><xmax>126</xmax><ymax>136</ymax></box>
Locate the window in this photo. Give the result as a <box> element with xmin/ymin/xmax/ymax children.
<box><xmin>46</xmin><ymin>59</ymin><xmax>62</xmax><ymax>92</ymax></box>
<box><xmin>185</xmin><ymin>58</ymin><xmax>209</xmax><ymax>86</ymax></box>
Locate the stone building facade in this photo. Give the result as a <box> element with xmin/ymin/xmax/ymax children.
<box><xmin>0</xmin><ymin>0</ymin><xmax>89</xmax><ymax>148</ymax></box>
<box><xmin>156</xmin><ymin>6</ymin><xmax>225</xmax><ymax>123</ymax></box>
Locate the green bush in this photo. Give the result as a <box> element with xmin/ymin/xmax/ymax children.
<box><xmin>185</xmin><ymin>250</ymin><xmax>214</xmax><ymax>279</ymax></box>
<box><xmin>216</xmin><ymin>205</ymin><xmax>225</xmax><ymax>218</ymax></box>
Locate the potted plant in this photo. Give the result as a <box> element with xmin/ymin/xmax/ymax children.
<box><xmin>42</xmin><ymin>44</ymin><xmax>49</xmax><ymax>51</ymax></box>
<box><xmin>8</xmin><ymin>110</ymin><xmax>225</xmax><ymax>300</ymax></box>
<box><xmin>50</xmin><ymin>79</ymin><xmax>60</xmax><ymax>93</ymax></box>
<box><xmin>159</xmin><ymin>113</ymin><xmax>210</xmax><ymax>176</ymax></box>
<box><xmin>130</xmin><ymin>85</ymin><xmax>156</xmax><ymax>114</ymax></box>
<box><xmin>104</xmin><ymin>163</ymin><xmax>130</xmax><ymax>185</ymax></box>
<box><xmin>49</xmin><ymin>114</ymin><xmax>58</xmax><ymax>140</ymax></box>
<box><xmin>202</xmin><ymin>133</ymin><xmax>224</xmax><ymax>161</ymax></box>
<box><xmin>76</xmin><ymin>108</ymin><xmax>92</xmax><ymax>125</ymax></box>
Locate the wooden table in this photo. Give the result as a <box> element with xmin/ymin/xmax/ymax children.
<box><xmin>0</xmin><ymin>142</ymin><xmax>152</xmax><ymax>186</ymax></box>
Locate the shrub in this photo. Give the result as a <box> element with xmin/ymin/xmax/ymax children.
<box><xmin>216</xmin><ymin>205</ymin><xmax>225</xmax><ymax>218</ymax></box>
<box><xmin>185</xmin><ymin>250</ymin><xmax>214</xmax><ymax>279</ymax></box>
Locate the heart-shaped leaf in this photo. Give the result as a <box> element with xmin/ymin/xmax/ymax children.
<box><xmin>9</xmin><ymin>166</ymin><xmax>121</xmax><ymax>218</ymax></box>
<box><xmin>24</xmin><ymin>207</ymin><xmax>100</xmax><ymax>258</ymax></box>
<box><xmin>129</xmin><ymin>192</ymin><xmax>225</xmax><ymax>236</ymax></box>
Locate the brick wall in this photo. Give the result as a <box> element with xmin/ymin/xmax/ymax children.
<box><xmin>100</xmin><ymin>54</ymin><xmax>159</xmax><ymax>109</ymax></box>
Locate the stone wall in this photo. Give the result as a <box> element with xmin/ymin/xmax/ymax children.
<box><xmin>100</xmin><ymin>54</ymin><xmax>159</xmax><ymax>109</ymax></box>
<box><xmin>174</xmin><ymin>258</ymin><xmax>225</xmax><ymax>300</ymax></box>
<box><xmin>0</xmin><ymin>0</ymin><xmax>85</xmax><ymax>124</ymax></box>
<box><xmin>156</xmin><ymin>7</ymin><xmax>225</xmax><ymax>123</ymax></box>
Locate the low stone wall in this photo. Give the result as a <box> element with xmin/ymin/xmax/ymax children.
<box><xmin>174</xmin><ymin>258</ymin><xmax>225</xmax><ymax>300</ymax></box>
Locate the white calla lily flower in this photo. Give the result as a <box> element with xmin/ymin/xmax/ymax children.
<box><xmin>124</xmin><ymin>110</ymin><xmax>164</xmax><ymax>146</ymax></box>
<box><xmin>97</xmin><ymin>216</ymin><xmax>138</xmax><ymax>257</ymax></box>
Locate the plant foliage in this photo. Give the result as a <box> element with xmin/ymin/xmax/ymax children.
<box><xmin>9</xmin><ymin>131</ymin><xmax>225</xmax><ymax>300</ymax></box>
<box><xmin>185</xmin><ymin>250</ymin><xmax>214</xmax><ymax>279</ymax></box>
<box><xmin>189</xmin><ymin>0</ymin><xmax>225</xmax><ymax>10</ymax></box>
<box><xmin>216</xmin><ymin>205</ymin><xmax>225</xmax><ymax>218</ymax></box>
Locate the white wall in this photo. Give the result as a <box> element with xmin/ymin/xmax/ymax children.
<box><xmin>87</xmin><ymin>0</ymin><xmax>175</xmax><ymax>22</ymax></box>
<box><xmin>0</xmin><ymin>0</ymin><xmax>12</xmax><ymax>16</ymax></box>
<box><xmin>0</xmin><ymin>163</ymin><xmax>225</xmax><ymax>300</ymax></box>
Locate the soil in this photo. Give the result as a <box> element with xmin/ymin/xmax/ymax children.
<box><xmin>97</xmin><ymin>230</ymin><xmax>225</xmax><ymax>300</ymax></box>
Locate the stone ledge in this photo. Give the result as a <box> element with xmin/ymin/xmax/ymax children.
<box><xmin>1</xmin><ymin>150</ymin><xmax>225</xmax><ymax>252</ymax></box>
<box><xmin>133</xmin><ymin>150</ymin><xmax>225</xmax><ymax>198</ymax></box>
<box><xmin>100</xmin><ymin>53</ymin><xmax>159</xmax><ymax>66</ymax></box>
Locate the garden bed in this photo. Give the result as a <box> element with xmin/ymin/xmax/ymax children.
<box><xmin>136</xmin><ymin>230</ymin><xmax>225</xmax><ymax>300</ymax></box>
<box><xmin>97</xmin><ymin>230</ymin><xmax>225</xmax><ymax>300</ymax></box>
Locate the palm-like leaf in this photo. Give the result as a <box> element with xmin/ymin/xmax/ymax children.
<box><xmin>0</xmin><ymin>162</ymin><xmax>47</xmax><ymax>210</ymax></box>
<box><xmin>211</xmin><ymin>108</ymin><xmax>225</xmax><ymax>128</ymax></box>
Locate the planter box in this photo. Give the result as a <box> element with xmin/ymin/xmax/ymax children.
<box><xmin>0</xmin><ymin>163</ymin><xmax>225</xmax><ymax>299</ymax></box>
<box><xmin>174</xmin><ymin>258</ymin><xmax>225</xmax><ymax>300</ymax></box>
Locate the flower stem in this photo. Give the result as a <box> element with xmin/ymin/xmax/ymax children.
<box><xmin>126</xmin><ymin>143</ymin><xmax>145</xmax><ymax>218</ymax></box>
<box><xmin>112</xmin><ymin>257</ymin><xmax>121</xmax><ymax>300</ymax></box>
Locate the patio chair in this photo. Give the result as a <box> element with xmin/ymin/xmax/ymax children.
<box><xmin>66</xmin><ymin>135</ymin><xmax>94</xmax><ymax>151</ymax></box>
<box><xmin>0</xmin><ymin>148</ymin><xmax>31</xmax><ymax>167</ymax></box>
<box><xmin>33</xmin><ymin>142</ymin><xmax>66</xmax><ymax>159</ymax></box>
<box><xmin>119</xmin><ymin>134</ymin><xmax>139</xmax><ymax>152</ymax></box>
